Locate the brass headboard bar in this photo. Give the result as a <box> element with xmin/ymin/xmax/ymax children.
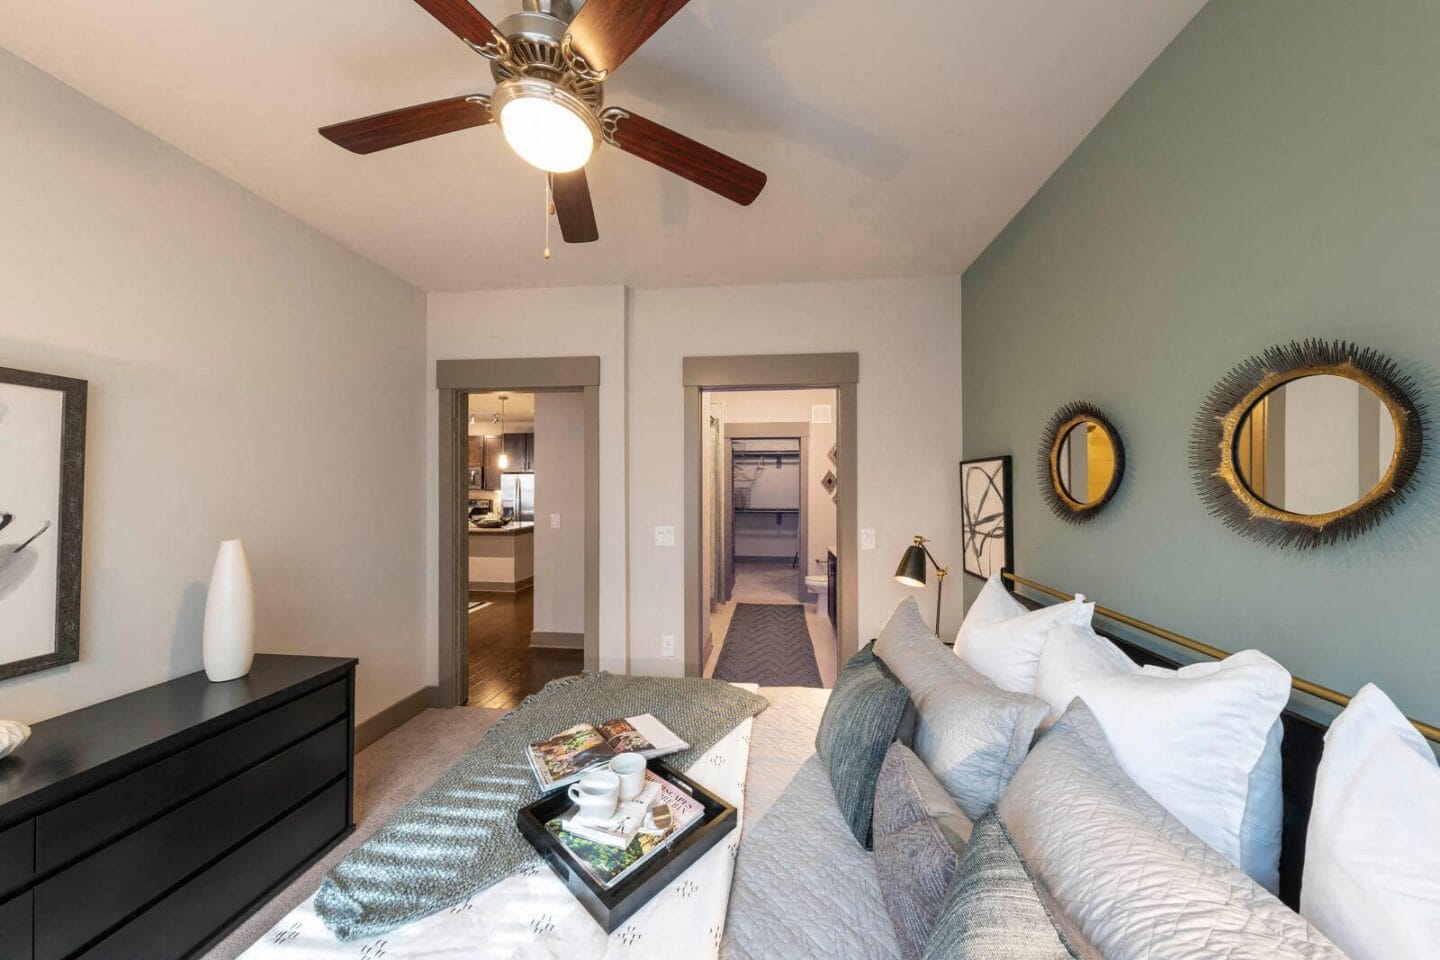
<box><xmin>1002</xmin><ymin>570</ymin><xmax>1440</xmax><ymax>744</ymax></box>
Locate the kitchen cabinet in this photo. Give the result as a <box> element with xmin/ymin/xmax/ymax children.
<box><xmin>468</xmin><ymin>436</ymin><xmax>484</xmax><ymax>467</ymax></box>
<box><xmin>482</xmin><ymin>436</ymin><xmax>504</xmax><ymax>491</ymax></box>
<box><xmin>503</xmin><ymin>432</ymin><xmax>534</xmax><ymax>472</ymax></box>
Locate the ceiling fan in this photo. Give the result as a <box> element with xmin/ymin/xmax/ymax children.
<box><xmin>319</xmin><ymin>0</ymin><xmax>767</xmax><ymax>246</ymax></box>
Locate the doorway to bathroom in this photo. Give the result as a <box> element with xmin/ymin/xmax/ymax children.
<box><xmin>698</xmin><ymin>388</ymin><xmax>839</xmax><ymax>687</ymax></box>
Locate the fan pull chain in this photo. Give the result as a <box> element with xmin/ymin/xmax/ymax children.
<box><xmin>543</xmin><ymin>175</ymin><xmax>554</xmax><ymax>260</ymax></box>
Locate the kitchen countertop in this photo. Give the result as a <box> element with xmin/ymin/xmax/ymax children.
<box><xmin>468</xmin><ymin>521</ymin><xmax>535</xmax><ymax>536</ymax></box>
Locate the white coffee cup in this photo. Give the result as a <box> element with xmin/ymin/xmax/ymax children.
<box><xmin>568</xmin><ymin>769</ymin><xmax>620</xmax><ymax>821</ymax></box>
<box><xmin>609</xmin><ymin>752</ymin><xmax>646</xmax><ymax>802</ymax></box>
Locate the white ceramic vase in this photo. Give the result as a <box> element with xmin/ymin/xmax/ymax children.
<box><xmin>0</xmin><ymin>720</ymin><xmax>30</xmax><ymax>760</ymax></box>
<box><xmin>203</xmin><ymin>539</ymin><xmax>255</xmax><ymax>682</ymax></box>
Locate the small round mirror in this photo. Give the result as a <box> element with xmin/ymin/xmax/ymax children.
<box><xmin>1040</xmin><ymin>404</ymin><xmax>1125</xmax><ymax>522</ymax></box>
<box><xmin>1234</xmin><ymin>374</ymin><xmax>1400</xmax><ymax>516</ymax></box>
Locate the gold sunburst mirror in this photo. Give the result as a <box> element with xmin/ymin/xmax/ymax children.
<box><xmin>1190</xmin><ymin>339</ymin><xmax>1426</xmax><ymax>548</ymax></box>
<box><xmin>1038</xmin><ymin>402</ymin><xmax>1126</xmax><ymax>522</ymax></box>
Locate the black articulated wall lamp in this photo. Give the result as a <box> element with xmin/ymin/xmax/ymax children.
<box><xmin>895</xmin><ymin>535</ymin><xmax>949</xmax><ymax>638</ymax></box>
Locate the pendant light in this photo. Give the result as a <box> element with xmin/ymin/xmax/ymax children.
<box><xmin>497</xmin><ymin>395</ymin><xmax>510</xmax><ymax>470</ymax></box>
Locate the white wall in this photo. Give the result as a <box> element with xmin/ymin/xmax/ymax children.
<box><xmin>627</xmin><ymin>277</ymin><xmax>964</xmax><ymax>675</ymax></box>
<box><xmin>427</xmin><ymin>277</ymin><xmax>963</xmax><ymax>680</ymax></box>
<box><xmin>426</xmin><ymin>287</ymin><xmax>629</xmax><ymax>674</ymax></box>
<box><xmin>0</xmin><ymin>50</ymin><xmax>427</xmax><ymax>725</ymax></box>
<box><xmin>533</xmin><ymin>391</ymin><xmax>585</xmax><ymax>637</ymax></box>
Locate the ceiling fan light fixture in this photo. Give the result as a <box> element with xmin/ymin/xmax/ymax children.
<box><xmin>491</xmin><ymin>78</ymin><xmax>600</xmax><ymax>174</ymax></box>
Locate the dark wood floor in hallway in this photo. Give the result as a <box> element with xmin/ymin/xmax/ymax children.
<box><xmin>468</xmin><ymin>588</ymin><xmax>583</xmax><ymax>710</ymax></box>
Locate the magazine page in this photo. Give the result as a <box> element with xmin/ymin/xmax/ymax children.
<box><xmin>597</xmin><ymin>714</ymin><xmax>689</xmax><ymax>758</ymax></box>
<box><xmin>528</xmin><ymin>723</ymin><xmax>614</xmax><ymax>789</ymax></box>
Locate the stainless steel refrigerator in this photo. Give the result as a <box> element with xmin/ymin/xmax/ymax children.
<box><xmin>501</xmin><ymin>472</ymin><xmax>535</xmax><ymax>522</ymax></box>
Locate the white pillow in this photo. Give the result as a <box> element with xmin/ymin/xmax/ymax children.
<box><xmin>1302</xmin><ymin>684</ymin><xmax>1440</xmax><ymax>960</ymax></box>
<box><xmin>1038</xmin><ymin>641</ymin><xmax>1289</xmax><ymax>879</ymax></box>
<box><xmin>953</xmin><ymin>573</ymin><xmax>1027</xmax><ymax>650</ymax></box>
<box><xmin>957</xmin><ymin>593</ymin><xmax>1094</xmax><ymax>694</ymax></box>
<box><xmin>999</xmin><ymin>702</ymin><xmax>1345</xmax><ymax>960</ymax></box>
<box><xmin>1034</xmin><ymin>624</ymin><xmax>1286</xmax><ymax>893</ymax></box>
<box><xmin>1032</xmin><ymin>622</ymin><xmax>1139</xmax><ymax>727</ymax></box>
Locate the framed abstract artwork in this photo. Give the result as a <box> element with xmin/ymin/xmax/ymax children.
<box><xmin>0</xmin><ymin>365</ymin><xmax>87</xmax><ymax>680</ymax></box>
<box><xmin>959</xmin><ymin>456</ymin><xmax>1013</xmax><ymax>581</ymax></box>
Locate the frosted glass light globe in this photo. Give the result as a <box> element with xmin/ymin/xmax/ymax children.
<box><xmin>499</xmin><ymin>95</ymin><xmax>595</xmax><ymax>174</ymax></box>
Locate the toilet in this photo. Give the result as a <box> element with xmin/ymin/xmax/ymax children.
<box><xmin>805</xmin><ymin>573</ymin><xmax>829</xmax><ymax>613</ymax></box>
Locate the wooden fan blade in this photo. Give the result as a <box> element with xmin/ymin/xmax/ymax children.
<box><xmin>565</xmin><ymin>0</ymin><xmax>693</xmax><ymax>76</ymax></box>
<box><xmin>551</xmin><ymin>171</ymin><xmax>599</xmax><ymax>243</ymax></box>
<box><xmin>411</xmin><ymin>0</ymin><xmax>504</xmax><ymax>50</ymax></box>
<box><xmin>603</xmin><ymin>109</ymin><xmax>766</xmax><ymax>206</ymax></box>
<box><xmin>320</xmin><ymin>96</ymin><xmax>492</xmax><ymax>155</ymax></box>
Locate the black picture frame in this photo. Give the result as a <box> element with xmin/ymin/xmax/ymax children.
<box><xmin>0</xmin><ymin>365</ymin><xmax>87</xmax><ymax>681</ymax></box>
<box><xmin>959</xmin><ymin>456</ymin><xmax>1013</xmax><ymax>583</ymax></box>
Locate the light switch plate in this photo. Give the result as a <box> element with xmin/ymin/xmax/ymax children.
<box><xmin>550</xmin><ymin>513</ymin><xmax>561</xmax><ymax>528</ymax></box>
<box><xmin>860</xmin><ymin>528</ymin><xmax>877</xmax><ymax>551</ymax></box>
<box><xmin>811</xmin><ymin>404</ymin><xmax>832</xmax><ymax>424</ymax></box>
<box><xmin>654</xmin><ymin>525</ymin><xmax>676</xmax><ymax>547</ymax></box>
<box><xmin>660</xmin><ymin>635</ymin><xmax>676</xmax><ymax>658</ymax></box>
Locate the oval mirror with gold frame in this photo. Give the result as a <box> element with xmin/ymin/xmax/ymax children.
<box><xmin>1190</xmin><ymin>339</ymin><xmax>1426</xmax><ymax>548</ymax></box>
<box><xmin>1038</xmin><ymin>402</ymin><xmax>1126</xmax><ymax>522</ymax></box>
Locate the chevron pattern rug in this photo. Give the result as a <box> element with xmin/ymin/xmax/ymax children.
<box><xmin>711</xmin><ymin>603</ymin><xmax>823</xmax><ymax>687</ymax></box>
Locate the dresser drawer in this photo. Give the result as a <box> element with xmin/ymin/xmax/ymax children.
<box><xmin>0</xmin><ymin>889</ymin><xmax>32</xmax><ymax>960</ymax></box>
<box><xmin>37</xmin><ymin>678</ymin><xmax>347</xmax><ymax>872</ymax></box>
<box><xmin>0</xmin><ymin>819</ymin><xmax>35</xmax><ymax>899</ymax></box>
<box><xmin>75</xmin><ymin>779</ymin><xmax>347</xmax><ymax>960</ymax></box>
<box><xmin>34</xmin><ymin>719</ymin><xmax>348</xmax><ymax>960</ymax></box>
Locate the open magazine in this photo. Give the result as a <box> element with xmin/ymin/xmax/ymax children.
<box><xmin>545</xmin><ymin>770</ymin><xmax>706</xmax><ymax>888</ymax></box>
<box><xmin>527</xmin><ymin>714</ymin><xmax>689</xmax><ymax>791</ymax></box>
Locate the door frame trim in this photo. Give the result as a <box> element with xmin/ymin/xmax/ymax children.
<box><xmin>682</xmin><ymin>354</ymin><xmax>859</xmax><ymax>676</ymax></box>
<box><xmin>436</xmin><ymin>356</ymin><xmax>601</xmax><ymax>707</ymax></box>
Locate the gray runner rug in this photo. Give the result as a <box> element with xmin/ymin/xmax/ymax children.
<box><xmin>711</xmin><ymin>603</ymin><xmax>823</xmax><ymax>687</ymax></box>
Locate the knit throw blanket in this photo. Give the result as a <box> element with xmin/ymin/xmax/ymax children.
<box><xmin>314</xmin><ymin>672</ymin><xmax>769</xmax><ymax>941</ymax></box>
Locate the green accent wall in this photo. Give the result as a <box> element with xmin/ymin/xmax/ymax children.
<box><xmin>961</xmin><ymin>0</ymin><xmax>1440</xmax><ymax>721</ymax></box>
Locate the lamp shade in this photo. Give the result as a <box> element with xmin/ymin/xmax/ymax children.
<box><xmin>895</xmin><ymin>544</ymin><xmax>927</xmax><ymax>588</ymax></box>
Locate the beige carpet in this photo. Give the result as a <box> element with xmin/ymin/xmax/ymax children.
<box><xmin>204</xmin><ymin>706</ymin><xmax>507</xmax><ymax>959</ymax></box>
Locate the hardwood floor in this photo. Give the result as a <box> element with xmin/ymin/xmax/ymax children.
<box><xmin>467</xmin><ymin>588</ymin><xmax>583</xmax><ymax>710</ymax></box>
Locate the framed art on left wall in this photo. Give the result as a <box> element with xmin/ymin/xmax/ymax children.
<box><xmin>959</xmin><ymin>456</ymin><xmax>1013</xmax><ymax>581</ymax></box>
<box><xmin>0</xmin><ymin>365</ymin><xmax>86</xmax><ymax>680</ymax></box>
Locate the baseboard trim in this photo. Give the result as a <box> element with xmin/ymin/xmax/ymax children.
<box><xmin>355</xmin><ymin>685</ymin><xmax>438</xmax><ymax>752</ymax></box>
<box><xmin>530</xmin><ymin>631</ymin><xmax>584</xmax><ymax>650</ymax></box>
<box><xmin>469</xmin><ymin>577</ymin><xmax>534</xmax><ymax>593</ymax></box>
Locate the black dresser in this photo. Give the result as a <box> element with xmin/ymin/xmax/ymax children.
<box><xmin>0</xmin><ymin>655</ymin><xmax>357</xmax><ymax>960</ymax></box>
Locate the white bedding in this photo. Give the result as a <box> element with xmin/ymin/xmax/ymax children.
<box><xmin>240</xmin><ymin>687</ymin><xmax>759</xmax><ymax>960</ymax></box>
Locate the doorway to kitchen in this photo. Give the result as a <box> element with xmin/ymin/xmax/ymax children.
<box><xmin>683</xmin><ymin>354</ymin><xmax>859</xmax><ymax>686</ymax></box>
<box><xmin>437</xmin><ymin>358</ymin><xmax>599</xmax><ymax>710</ymax></box>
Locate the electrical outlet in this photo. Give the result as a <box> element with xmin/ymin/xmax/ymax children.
<box><xmin>550</xmin><ymin>513</ymin><xmax>561</xmax><ymax>528</ymax></box>
<box><xmin>654</xmin><ymin>525</ymin><xmax>675</xmax><ymax>547</ymax></box>
<box><xmin>860</xmin><ymin>528</ymin><xmax>877</xmax><ymax>551</ymax></box>
<box><xmin>660</xmin><ymin>635</ymin><xmax>677</xmax><ymax>658</ymax></box>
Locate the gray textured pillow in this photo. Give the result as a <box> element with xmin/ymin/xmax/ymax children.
<box><xmin>875</xmin><ymin>597</ymin><xmax>1049</xmax><ymax>819</ymax></box>
<box><xmin>873</xmin><ymin>743</ymin><xmax>973</xmax><ymax>960</ymax></box>
<box><xmin>815</xmin><ymin>643</ymin><xmax>913</xmax><ymax>849</ymax></box>
<box><xmin>923</xmin><ymin>811</ymin><xmax>1095</xmax><ymax>960</ymax></box>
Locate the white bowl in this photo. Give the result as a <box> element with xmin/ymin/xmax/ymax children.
<box><xmin>0</xmin><ymin>720</ymin><xmax>30</xmax><ymax>759</ymax></box>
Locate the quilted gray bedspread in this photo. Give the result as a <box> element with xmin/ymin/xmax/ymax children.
<box><xmin>724</xmin><ymin>687</ymin><xmax>903</xmax><ymax>960</ymax></box>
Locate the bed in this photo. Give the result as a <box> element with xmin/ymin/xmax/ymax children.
<box><xmin>236</xmin><ymin>684</ymin><xmax>894</xmax><ymax>960</ymax></box>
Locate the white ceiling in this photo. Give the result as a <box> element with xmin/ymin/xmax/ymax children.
<box><xmin>0</xmin><ymin>0</ymin><xmax>1204</xmax><ymax>292</ymax></box>
<box><xmin>469</xmin><ymin>391</ymin><xmax>536</xmax><ymax>421</ymax></box>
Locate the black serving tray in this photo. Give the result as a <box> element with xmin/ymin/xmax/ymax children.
<box><xmin>516</xmin><ymin>760</ymin><xmax>736</xmax><ymax>933</ymax></box>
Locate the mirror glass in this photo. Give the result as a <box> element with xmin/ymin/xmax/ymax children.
<box><xmin>1235</xmin><ymin>375</ymin><xmax>1397</xmax><ymax>515</ymax></box>
<box><xmin>1056</xmin><ymin>421</ymin><xmax>1117</xmax><ymax>504</ymax></box>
